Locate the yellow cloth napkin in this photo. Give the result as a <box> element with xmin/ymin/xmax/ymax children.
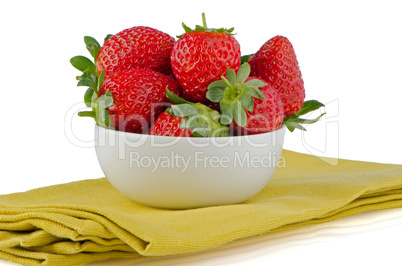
<box><xmin>1</xmin><ymin>150</ymin><xmax>402</xmax><ymax>266</ymax></box>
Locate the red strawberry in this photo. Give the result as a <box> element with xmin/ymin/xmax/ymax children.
<box><xmin>206</xmin><ymin>63</ymin><xmax>284</xmax><ymax>135</ymax></box>
<box><xmin>171</xmin><ymin>13</ymin><xmax>241</xmax><ymax>105</ymax></box>
<box><xmin>96</xmin><ymin>26</ymin><xmax>175</xmax><ymax>77</ymax></box>
<box><xmin>149</xmin><ymin>89</ymin><xmax>230</xmax><ymax>137</ymax></box>
<box><xmin>248</xmin><ymin>35</ymin><xmax>305</xmax><ymax>117</ymax></box>
<box><xmin>98</xmin><ymin>68</ymin><xmax>181</xmax><ymax>133</ymax></box>
<box><xmin>231</xmin><ymin>78</ymin><xmax>284</xmax><ymax>135</ymax></box>
<box><xmin>149</xmin><ymin>112</ymin><xmax>192</xmax><ymax>137</ymax></box>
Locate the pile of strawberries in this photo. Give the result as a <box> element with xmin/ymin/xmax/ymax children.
<box><xmin>71</xmin><ymin>14</ymin><xmax>324</xmax><ymax>137</ymax></box>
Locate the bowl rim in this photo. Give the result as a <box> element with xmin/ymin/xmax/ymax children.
<box><xmin>95</xmin><ymin>124</ymin><xmax>286</xmax><ymax>140</ymax></box>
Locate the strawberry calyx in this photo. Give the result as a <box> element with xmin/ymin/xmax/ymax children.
<box><xmin>178</xmin><ymin>13</ymin><xmax>235</xmax><ymax>38</ymax></box>
<box><xmin>240</xmin><ymin>54</ymin><xmax>253</xmax><ymax>64</ymax></box>
<box><xmin>206</xmin><ymin>62</ymin><xmax>267</xmax><ymax>128</ymax></box>
<box><xmin>70</xmin><ymin>34</ymin><xmax>115</xmax><ymax>128</ymax></box>
<box><xmin>165</xmin><ymin>88</ymin><xmax>230</xmax><ymax>137</ymax></box>
<box><xmin>282</xmin><ymin>100</ymin><xmax>326</xmax><ymax>132</ymax></box>
<box><xmin>206</xmin><ymin>62</ymin><xmax>326</xmax><ymax>132</ymax></box>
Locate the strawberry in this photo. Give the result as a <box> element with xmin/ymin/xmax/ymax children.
<box><xmin>247</xmin><ymin>35</ymin><xmax>305</xmax><ymax>117</ymax></box>
<box><xmin>149</xmin><ymin>89</ymin><xmax>230</xmax><ymax>137</ymax></box>
<box><xmin>97</xmin><ymin>68</ymin><xmax>182</xmax><ymax>133</ymax></box>
<box><xmin>96</xmin><ymin>26</ymin><xmax>175</xmax><ymax>77</ymax></box>
<box><xmin>71</xmin><ymin>20</ymin><xmax>325</xmax><ymax>135</ymax></box>
<box><xmin>231</xmin><ymin>78</ymin><xmax>284</xmax><ymax>135</ymax></box>
<box><xmin>148</xmin><ymin>112</ymin><xmax>192</xmax><ymax>137</ymax></box>
<box><xmin>207</xmin><ymin>63</ymin><xmax>284</xmax><ymax>135</ymax></box>
<box><xmin>171</xmin><ymin>13</ymin><xmax>241</xmax><ymax>105</ymax></box>
<box><xmin>71</xmin><ymin>35</ymin><xmax>181</xmax><ymax>133</ymax></box>
<box><xmin>207</xmin><ymin>62</ymin><xmax>325</xmax><ymax>134</ymax></box>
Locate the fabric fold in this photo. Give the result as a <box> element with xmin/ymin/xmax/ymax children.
<box><xmin>1</xmin><ymin>150</ymin><xmax>402</xmax><ymax>265</ymax></box>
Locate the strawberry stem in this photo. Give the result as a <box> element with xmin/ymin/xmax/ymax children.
<box><xmin>202</xmin><ymin>13</ymin><xmax>207</xmax><ymax>28</ymax></box>
<box><xmin>178</xmin><ymin>13</ymin><xmax>235</xmax><ymax>37</ymax></box>
<box><xmin>221</xmin><ymin>76</ymin><xmax>232</xmax><ymax>88</ymax></box>
<box><xmin>78</xmin><ymin>111</ymin><xmax>96</xmax><ymax>118</ymax></box>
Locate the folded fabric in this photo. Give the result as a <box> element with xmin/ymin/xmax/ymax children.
<box><xmin>1</xmin><ymin>150</ymin><xmax>402</xmax><ymax>266</ymax></box>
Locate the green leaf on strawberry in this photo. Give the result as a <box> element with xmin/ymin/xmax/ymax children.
<box><xmin>232</xmin><ymin>101</ymin><xmax>247</xmax><ymax>127</ymax></box>
<box><xmin>94</xmin><ymin>90</ymin><xmax>114</xmax><ymax>128</ymax></box>
<box><xmin>165</xmin><ymin>88</ymin><xmax>230</xmax><ymax>137</ymax></box>
<box><xmin>205</xmin><ymin>86</ymin><xmax>224</xmax><ymax>103</ymax></box>
<box><xmin>77</xmin><ymin>78</ymin><xmax>96</xmax><ymax>90</ymax></box>
<box><xmin>79</xmin><ymin>90</ymin><xmax>114</xmax><ymax>127</ymax></box>
<box><xmin>169</xmin><ymin>104</ymin><xmax>200</xmax><ymax>117</ymax></box>
<box><xmin>206</xmin><ymin>62</ymin><xmax>266</xmax><ymax>127</ymax></box>
<box><xmin>96</xmin><ymin>69</ymin><xmax>104</xmax><ymax>94</ymax></box>
<box><xmin>282</xmin><ymin>100</ymin><xmax>326</xmax><ymax>132</ymax></box>
<box><xmin>240</xmin><ymin>54</ymin><xmax>253</xmax><ymax>64</ymax></box>
<box><xmin>165</xmin><ymin>88</ymin><xmax>191</xmax><ymax>104</ymax></box>
<box><xmin>219</xmin><ymin>102</ymin><xmax>233</xmax><ymax>126</ymax></box>
<box><xmin>71</xmin><ymin>36</ymin><xmax>115</xmax><ymax>129</ymax></box>
<box><xmin>178</xmin><ymin>13</ymin><xmax>235</xmax><ymax>38</ymax></box>
<box><xmin>239</xmin><ymin>94</ymin><xmax>254</xmax><ymax>112</ymax></box>
<box><xmin>294</xmin><ymin>100</ymin><xmax>325</xmax><ymax>117</ymax></box>
<box><xmin>104</xmin><ymin>34</ymin><xmax>113</xmax><ymax>43</ymax></box>
<box><xmin>83</xmin><ymin>88</ymin><xmax>94</xmax><ymax>108</ymax></box>
<box><xmin>70</xmin><ymin>56</ymin><xmax>96</xmax><ymax>75</ymax></box>
<box><xmin>84</xmin><ymin>36</ymin><xmax>101</xmax><ymax>61</ymax></box>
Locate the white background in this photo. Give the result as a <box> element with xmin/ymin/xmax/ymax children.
<box><xmin>1</xmin><ymin>0</ymin><xmax>402</xmax><ymax>265</ymax></box>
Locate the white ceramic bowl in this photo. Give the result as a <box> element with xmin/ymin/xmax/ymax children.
<box><xmin>95</xmin><ymin>125</ymin><xmax>286</xmax><ymax>209</ymax></box>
